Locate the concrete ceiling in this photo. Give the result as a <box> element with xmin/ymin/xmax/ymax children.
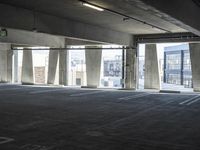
<box><xmin>0</xmin><ymin>0</ymin><xmax>188</xmax><ymax>35</ymax></box>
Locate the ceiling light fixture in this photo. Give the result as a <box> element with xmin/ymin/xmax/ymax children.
<box><xmin>82</xmin><ymin>2</ymin><xmax>104</xmax><ymax>11</ymax></box>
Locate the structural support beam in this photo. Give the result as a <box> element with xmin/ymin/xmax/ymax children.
<box><xmin>0</xmin><ymin>4</ymin><xmax>133</xmax><ymax>45</ymax></box>
<box><xmin>144</xmin><ymin>44</ymin><xmax>161</xmax><ymax>90</ymax></box>
<box><xmin>0</xmin><ymin>44</ymin><xmax>12</xmax><ymax>83</ymax></box>
<box><xmin>59</xmin><ymin>50</ymin><xmax>68</xmax><ymax>86</ymax></box>
<box><xmin>47</xmin><ymin>50</ymin><xmax>59</xmax><ymax>85</ymax></box>
<box><xmin>189</xmin><ymin>43</ymin><xmax>200</xmax><ymax>92</ymax></box>
<box><xmin>21</xmin><ymin>50</ymin><xmax>34</xmax><ymax>84</ymax></box>
<box><xmin>135</xmin><ymin>32</ymin><xmax>200</xmax><ymax>44</ymax></box>
<box><xmin>0</xmin><ymin>28</ymin><xmax>65</xmax><ymax>48</ymax></box>
<box><xmin>65</xmin><ymin>38</ymin><xmax>104</xmax><ymax>46</ymax></box>
<box><xmin>85</xmin><ymin>46</ymin><xmax>102</xmax><ymax>88</ymax></box>
<box><xmin>125</xmin><ymin>48</ymin><xmax>137</xmax><ymax>89</ymax></box>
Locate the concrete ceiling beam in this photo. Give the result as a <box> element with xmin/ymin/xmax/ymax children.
<box><xmin>0</xmin><ymin>3</ymin><xmax>133</xmax><ymax>46</ymax></box>
<box><xmin>135</xmin><ymin>32</ymin><xmax>200</xmax><ymax>44</ymax></box>
<box><xmin>0</xmin><ymin>28</ymin><xmax>65</xmax><ymax>47</ymax></box>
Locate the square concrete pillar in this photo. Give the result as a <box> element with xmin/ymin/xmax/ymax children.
<box><xmin>21</xmin><ymin>50</ymin><xmax>34</xmax><ymax>85</ymax></box>
<box><xmin>47</xmin><ymin>50</ymin><xmax>59</xmax><ymax>84</ymax></box>
<box><xmin>85</xmin><ymin>46</ymin><xmax>102</xmax><ymax>88</ymax></box>
<box><xmin>7</xmin><ymin>49</ymin><xmax>13</xmax><ymax>83</ymax></box>
<box><xmin>0</xmin><ymin>44</ymin><xmax>12</xmax><ymax>83</ymax></box>
<box><xmin>125</xmin><ymin>48</ymin><xmax>137</xmax><ymax>89</ymax></box>
<box><xmin>59</xmin><ymin>50</ymin><xmax>68</xmax><ymax>86</ymax></box>
<box><xmin>13</xmin><ymin>50</ymin><xmax>18</xmax><ymax>83</ymax></box>
<box><xmin>189</xmin><ymin>43</ymin><xmax>200</xmax><ymax>92</ymax></box>
<box><xmin>144</xmin><ymin>44</ymin><xmax>161</xmax><ymax>90</ymax></box>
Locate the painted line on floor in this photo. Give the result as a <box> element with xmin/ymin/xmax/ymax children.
<box><xmin>118</xmin><ymin>92</ymin><xmax>150</xmax><ymax>100</ymax></box>
<box><xmin>70</xmin><ymin>90</ymin><xmax>106</xmax><ymax>97</ymax></box>
<box><xmin>179</xmin><ymin>95</ymin><xmax>200</xmax><ymax>105</ymax></box>
<box><xmin>118</xmin><ymin>93</ymin><xmax>146</xmax><ymax>100</ymax></box>
<box><xmin>0</xmin><ymin>137</ymin><xmax>14</xmax><ymax>145</ymax></box>
<box><xmin>0</xmin><ymin>87</ymin><xmax>25</xmax><ymax>91</ymax></box>
<box><xmin>186</xmin><ymin>97</ymin><xmax>200</xmax><ymax>105</ymax></box>
<box><xmin>29</xmin><ymin>88</ymin><xmax>67</xmax><ymax>94</ymax></box>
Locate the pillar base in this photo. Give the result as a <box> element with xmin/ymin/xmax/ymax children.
<box><xmin>22</xmin><ymin>82</ymin><xmax>34</xmax><ymax>85</ymax></box>
<box><xmin>193</xmin><ymin>89</ymin><xmax>200</xmax><ymax>92</ymax></box>
<box><xmin>81</xmin><ymin>86</ymin><xmax>97</xmax><ymax>89</ymax></box>
<box><xmin>118</xmin><ymin>88</ymin><xmax>136</xmax><ymax>90</ymax></box>
<box><xmin>159</xmin><ymin>90</ymin><xmax>180</xmax><ymax>93</ymax></box>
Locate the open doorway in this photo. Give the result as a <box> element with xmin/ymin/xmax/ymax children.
<box><xmin>138</xmin><ymin>44</ymin><xmax>145</xmax><ymax>90</ymax></box>
<box><xmin>138</xmin><ymin>43</ymin><xmax>193</xmax><ymax>92</ymax></box>
<box><xmin>162</xmin><ymin>44</ymin><xmax>193</xmax><ymax>92</ymax></box>
<box><xmin>32</xmin><ymin>50</ymin><xmax>49</xmax><ymax>85</ymax></box>
<box><xmin>100</xmin><ymin>45</ymin><xmax>123</xmax><ymax>88</ymax></box>
<box><xmin>68</xmin><ymin>46</ymin><xmax>86</xmax><ymax>87</ymax></box>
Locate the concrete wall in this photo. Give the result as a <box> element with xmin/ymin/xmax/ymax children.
<box><xmin>144</xmin><ymin>44</ymin><xmax>161</xmax><ymax>90</ymax></box>
<box><xmin>189</xmin><ymin>43</ymin><xmax>200</xmax><ymax>92</ymax></box>
<box><xmin>0</xmin><ymin>44</ymin><xmax>12</xmax><ymax>83</ymax></box>
<box><xmin>85</xmin><ymin>46</ymin><xmax>102</xmax><ymax>88</ymax></box>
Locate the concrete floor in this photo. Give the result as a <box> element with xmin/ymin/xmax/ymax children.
<box><xmin>139</xmin><ymin>79</ymin><xmax>193</xmax><ymax>92</ymax></box>
<box><xmin>0</xmin><ymin>85</ymin><xmax>200</xmax><ymax>150</ymax></box>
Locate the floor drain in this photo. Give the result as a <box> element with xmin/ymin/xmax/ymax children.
<box><xmin>0</xmin><ymin>137</ymin><xmax>14</xmax><ymax>144</ymax></box>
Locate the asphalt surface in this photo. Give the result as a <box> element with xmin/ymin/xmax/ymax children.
<box><xmin>0</xmin><ymin>84</ymin><xmax>200</xmax><ymax>150</ymax></box>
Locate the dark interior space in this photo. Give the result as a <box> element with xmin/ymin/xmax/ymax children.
<box><xmin>0</xmin><ymin>85</ymin><xmax>200</xmax><ymax>150</ymax></box>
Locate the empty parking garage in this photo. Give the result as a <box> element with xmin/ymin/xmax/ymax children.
<box><xmin>1</xmin><ymin>0</ymin><xmax>200</xmax><ymax>150</ymax></box>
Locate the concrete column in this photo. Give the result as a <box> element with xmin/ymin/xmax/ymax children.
<box><xmin>125</xmin><ymin>48</ymin><xmax>137</xmax><ymax>89</ymax></box>
<box><xmin>7</xmin><ymin>49</ymin><xmax>13</xmax><ymax>83</ymax></box>
<box><xmin>59</xmin><ymin>50</ymin><xmax>68</xmax><ymax>85</ymax></box>
<box><xmin>47</xmin><ymin>50</ymin><xmax>59</xmax><ymax>84</ymax></box>
<box><xmin>85</xmin><ymin>46</ymin><xmax>102</xmax><ymax>88</ymax></box>
<box><xmin>0</xmin><ymin>44</ymin><xmax>12</xmax><ymax>83</ymax></box>
<box><xmin>0</xmin><ymin>49</ymin><xmax>7</xmax><ymax>82</ymax></box>
<box><xmin>144</xmin><ymin>44</ymin><xmax>161</xmax><ymax>90</ymax></box>
<box><xmin>189</xmin><ymin>43</ymin><xmax>200</xmax><ymax>92</ymax></box>
<box><xmin>21</xmin><ymin>50</ymin><xmax>34</xmax><ymax>84</ymax></box>
<box><xmin>13</xmin><ymin>50</ymin><xmax>18</xmax><ymax>83</ymax></box>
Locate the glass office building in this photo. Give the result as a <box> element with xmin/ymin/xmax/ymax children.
<box><xmin>164</xmin><ymin>44</ymin><xmax>192</xmax><ymax>88</ymax></box>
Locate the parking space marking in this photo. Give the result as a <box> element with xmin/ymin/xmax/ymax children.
<box><xmin>118</xmin><ymin>93</ymin><xmax>150</xmax><ymax>100</ymax></box>
<box><xmin>186</xmin><ymin>97</ymin><xmax>200</xmax><ymax>105</ymax></box>
<box><xmin>0</xmin><ymin>137</ymin><xmax>14</xmax><ymax>144</ymax></box>
<box><xmin>70</xmin><ymin>90</ymin><xmax>106</xmax><ymax>97</ymax></box>
<box><xmin>29</xmin><ymin>88</ymin><xmax>67</xmax><ymax>94</ymax></box>
<box><xmin>0</xmin><ymin>87</ymin><xmax>24</xmax><ymax>91</ymax></box>
<box><xmin>179</xmin><ymin>95</ymin><xmax>200</xmax><ymax>105</ymax></box>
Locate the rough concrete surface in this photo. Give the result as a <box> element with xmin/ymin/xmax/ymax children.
<box><xmin>0</xmin><ymin>84</ymin><xmax>200</xmax><ymax>150</ymax></box>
